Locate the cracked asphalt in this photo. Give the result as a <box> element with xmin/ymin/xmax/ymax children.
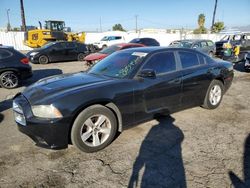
<box><xmin>0</xmin><ymin>60</ymin><xmax>249</xmax><ymax>188</ymax></box>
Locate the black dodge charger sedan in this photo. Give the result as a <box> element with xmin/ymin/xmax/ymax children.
<box><xmin>13</xmin><ymin>47</ymin><xmax>234</xmax><ymax>152</ymax></box>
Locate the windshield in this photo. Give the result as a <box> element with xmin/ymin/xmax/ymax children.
<box><xmin>130</xmin><ymin>38</ymin><xmax>140</xmax><ymax>43</ymax></box>
<box><xmin>220</xmin><ymin>35</ymin><xmax>231</xmax><ymax>41</ymax></box>
<box><xmin>101</xmin><ymin>36</ymin><xmax>109</xmax><ymax>41</ymax></box>
<box><xmin>88</xmin><ymin>51</ymin><xmax>147</xmax><ymax>78</ymax></box>
<box><xmin>100</xmin><ymin>45</ymin><xmax>120</xmax><ymax>54</ymax></box>
<box><xmin>170</xmin><ymin>41</ymin><xmax>193</xmax><ymax>48</ymax></box>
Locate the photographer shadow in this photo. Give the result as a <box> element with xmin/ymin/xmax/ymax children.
<box><xmin>229</xmin><ymin>134</ymin><xmax>250</xmax><ymax>188</ymax></box>
<box><xmin>129</xmin><ymin>116</ymin><xmax>186</xmax><ymax>188</ymax></box>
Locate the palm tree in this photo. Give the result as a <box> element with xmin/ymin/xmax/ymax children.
<box><xmin>211</xmin><ymin>0</ymin><xmax>218</xmax><ymax>31</ymax></box>
<box><xmin>198</xmin><ymin>14</ymin><xmax>205</xmax><ymax>28</ymax></box>
<box><xmin>20</xmin><ymin>0</ymin><xmax>26</xmax><ymax>31</ymax></box>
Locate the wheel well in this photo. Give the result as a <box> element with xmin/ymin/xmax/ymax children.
<box><xmin>215</xmin><ymin>77</ymin><xmax>224</xmax><ymax>85</ymax></box>
<box><xmin>0</xmin><ymin>69</ymin><xmax>20</xmax><ymax>77</ymax></box>
<box><xmin>68</xmin><ymin>102</ymin><xmax>123</xmax><ymax>144</ymax></box>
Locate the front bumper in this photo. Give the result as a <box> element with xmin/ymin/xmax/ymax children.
<box><xmin>28</xmin><ymin>55</ymin><xmax>39</xmax><ymax>64</ymax></box>
<box><xmin>13</xmin><ymin>94</ymin><xmax>70</xmax><ymax>149</ymax></box>
<box><xmin>245</xmin><ymin>59</ymin><xmax>250</xmax><ymax>70</ymax></box>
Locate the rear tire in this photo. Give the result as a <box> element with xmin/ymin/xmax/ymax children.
<box><xmin>77</xmin><ymin>53</ymin><xmax>85</xmax><ymax>61</ymax></box>
<box><xmin>71</xmin><ymin>105</ymin><xmax>117</xmax><ymax>153</ymax></box>
<box><xmin>0</xmin><ymin>71</ymin><xmax>19</xmax><ymax>89</ymax></box>
<box><xmin>202</xmin><ymin>80</ymin><xmax>224</xmax><ymax>109</ymax></box>
<box><xmin>38</xmin><ymin>55</ymin><xmax>49</xmax><ymax>64</ymax></box>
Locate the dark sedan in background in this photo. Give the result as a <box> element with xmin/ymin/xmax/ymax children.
<box><xmin>13</xmin><ymin>47</ymin><xmax>233</xmax><ymax>152</ymax></box>
<box><xmin>84</xmin><ymin>43</ymin><xmax>145</xmax><ymax>65</ymax></box>
<box><xmin>0</xmin><ymin>46</ymin><xmax>32</xmax><ymax>89</ymax></box>
<box><xmin>129</xmin><ymin>38</ymin><xmax>160</xmax><ymax>46</ymax></box>
<box><xmin>27</xmin><ymin>41</ymin><xmax>88</xmax><ymax>64</ymax></box>
<box><xmin>169</xmin><ymin>39</ymin><xmax>216</xmax><ymax>56</ymax></box>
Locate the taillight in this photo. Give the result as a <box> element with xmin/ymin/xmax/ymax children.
<box><xmin>20</xmin><ymin>58</ymin><xmax>29</xmax><ymax>64</ymax></box>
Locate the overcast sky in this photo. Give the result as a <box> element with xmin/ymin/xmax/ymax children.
<box><xmin>0</xmin><ymin>0</ymin><xmax>249</xmax><ymax>31</ymax></box>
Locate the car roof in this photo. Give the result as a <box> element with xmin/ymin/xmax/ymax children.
<box><xmin>0</xmin><ymin>46</ymin><xmax>14</xmax><ymax>49</ymax></box>
<box><xmin>114</xmin><ymin>43</ymin><xmax>145</xmax><ymax>47</ymax></box>
<box><xmin>119</xmin><ymin>46</ymin><xmax>200</xmax><ymax>54</ymax></box>
<box><xmin>173</xmin><ymin>39</ymin><xmax>212</xmax><ymax>43</ymax></box>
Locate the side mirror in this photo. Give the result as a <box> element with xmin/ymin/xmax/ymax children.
<box><xmin>137</xmin><ymin>69</ymin><xmax>156</xmax><ymax>78</ymax></box>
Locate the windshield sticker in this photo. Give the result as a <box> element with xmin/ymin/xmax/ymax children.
<box><xmin>132</xmin><ymin>52</ymin><xmax>148</xmax><ymax>57</ymax></box>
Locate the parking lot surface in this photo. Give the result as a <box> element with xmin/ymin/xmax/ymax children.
<box><xmin>0</xmin><ymin>61</ymin><xmax>249</xmax><ymax>187</ymax></box>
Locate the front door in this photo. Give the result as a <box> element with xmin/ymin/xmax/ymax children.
<box><xmin>133</xmin><ymin>51</ymin><xmax>182</xmax><ymax>121</ymax></box>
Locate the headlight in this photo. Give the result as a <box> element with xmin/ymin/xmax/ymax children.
<box><xmin>13</xmin><ymin>100</ymin><xmax>26</xmax><ymax>126</ymax></box>
<box><xmin>32</xmin><ymin>105</ymin><xmax>63</xmax><ymax>119</ymax></box>
<box><xmin>30</xmin><ymin>52</ymin><xmax>39</xmax><ymax>56</ymax></box>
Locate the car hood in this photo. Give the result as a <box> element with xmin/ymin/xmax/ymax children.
<box><xmin>26</xmin><ymin>48</ymin><xmax>43</xmax><ymax>56</ymax></box>
<box><xmin>84</xmin><ymin>53</ymin><xmax>108</xmax><ymax>61</ymax></box>
<box><xmin>22</xmin><ymin>72</ymin><xmax>112</xmax><ymax>104</ymax></box>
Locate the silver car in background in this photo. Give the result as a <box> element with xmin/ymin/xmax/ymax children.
<box><xmin>169</xmin><ymin>39</ymin><xmax>216</xmax><ymax>57</ymax></box>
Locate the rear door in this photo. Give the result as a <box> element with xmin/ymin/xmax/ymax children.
<box><xmin>0</xmin><ymin>49</ymin><xmax>14</xmax><ymax>68</ymax></box>
<box><xmin>178</xmin><ymin>50</ymin><xmax>212</xmax><ymax>108</ymax></box>
<box><xmin>136</xmin><ymin>51</ymin><xmax>182</xmax><ymax>116</ymax></box>
<box><xmin>48</xmin><ymin>43</ymin><xmax>66</xmax><ymax>62</ymax></box>
<box><xmin>65</xmin><ymin>42</ymin><xmax>78</xmax><ymax>60</ymax></box>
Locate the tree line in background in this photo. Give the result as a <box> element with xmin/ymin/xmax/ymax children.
<box><xmin>193</xmin><ymin>13</ymin><xmax>225</xmax><ymax>34</ymax></box>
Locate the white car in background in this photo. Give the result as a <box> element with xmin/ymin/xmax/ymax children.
<box><xmin>94</xmin><ymin>36</ymin><xmax>126</xmax><ymax>49</ymax></box>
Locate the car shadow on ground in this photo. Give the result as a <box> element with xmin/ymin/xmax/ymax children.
<box><xmin>0</xmin><ymin>99</ymin><xmax>12</xmax><ymax>113</ymax></box>
<box><xmin>128</xmin><ymin>116</ymin><xmax>186</xmax><ymax>188</ymax></box>
<box><xmin>22</xmin><ymin>68</ymin><xmax>63</xmax><ymax>87</ymax></box>
<box><xmin>234</xmin><ymin>61</ymin><xmax>246</xmax><ymax>72</ymax></box>
<box><xmin>229</xmin><ymin>134</ymin><xmax>250</xmax><ymax>188</ymax></box>
<box><xmin>0</xmin><ymin>113</ymin><xmax>4</xmax><ymax>123</ymax></box>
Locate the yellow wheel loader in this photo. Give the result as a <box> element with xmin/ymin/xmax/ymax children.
<box><xmin>24</xmin><ymin>20</ymin><xmax>85</xmax><ymax>48</ymax></box>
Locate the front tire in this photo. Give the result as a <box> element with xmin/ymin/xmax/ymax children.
<box><xmin>202</xmin><ymin>80</ymin><xmax>224</xmax><ymax>109</ymax></box>
<box><xmin>77</xmin><ymin>53</ymin><xmax>85</xmax><ymax>61</ymax></box>
<box><xmin>71</xmin><ymin>105</ymin><xmax>117</xmax><ymax>153</ymax></box>
<box><xmin>0</xmin><ymin>71</ymin><xmax>19</xmax><ymax>89</ymax></box>
<box><xmin>38</xmin><ymin>55</ymin><xmax>49</xmax><ymax>64</ymax></box>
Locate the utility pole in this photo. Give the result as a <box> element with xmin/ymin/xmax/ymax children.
<box><xmin>6</xmin><ymin>9</ymin><xmax>11</xmax><ymax>31</ymax></box>
<box><xmin>135</xmin><ymin>15</ymin><xmax>138</xmax><ymax>33</ymax></box>
<box><xmin>99</xmin><ymin>17</ymin><xmax>102</xmax><ymax>33</ymax></box>
<box><xmin>20</xmin><ymin>0</ymin><xmax>26</xmax><ymax>31</ymax></box>
<box><xmin>211</xmin><ymin>0</ymin><xmax>218</xmax><ymax>32</ymax></box>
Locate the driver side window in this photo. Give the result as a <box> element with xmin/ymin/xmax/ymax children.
<box><xmin>142</xmin><ymin>52</ymin><xmax>176</xmax><ymax>75</ymax></box>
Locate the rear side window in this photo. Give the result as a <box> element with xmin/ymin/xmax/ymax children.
<box><xmin>201</xmin><ymin>41</ymin><xmax>208</xmax><ymax>47</ymax></box>
<box><xmin>66</xmin><ymin>42</ymin><xmax>76</xmax><ymax>48</ymax></box>
<box><xmin>207</xmin><ymin>41</ymin><xmax>214</xmax><ymax>46</ymax></box>
<box><xmin>115</xmin><ymin>36</ymin><xmax>122</xmax><ymax>40</ymax></box>
<box><xmin>143</xmin><ymin>52</ymin><xmax>176</xmax><ymax>75</ymax></box>
<box><xmin>0</xmin><ymin>49</ymin><xmax>13</xmax><ymax>59</ymax></box>
<box><xmin>179</xmin><ymin>51</ymin><xmax>199</xmax><ymax>68</ymax></box>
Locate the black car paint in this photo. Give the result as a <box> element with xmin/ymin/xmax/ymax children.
<box><xmin>13</xmin><ymin>47</ymin><xmax>234</xmax><ymax>149</ymax></box>
<box><xmin>129</xmin><ymin>38</ymin><xmax>160</xmax><ymax>46</ymax></box>
<box><xmin>27</xmin><ymin>41</ymin><xmax>88</xmax><ymax>63</ymax></box>
<box><xmin>0</xmin><ymin>47</ymin><xmax>32</xmax><ymax>80</ymax></box>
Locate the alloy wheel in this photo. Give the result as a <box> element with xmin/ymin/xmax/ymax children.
<box><xmin>209</xmin><ymin>85</ymin><xmax>222</xmax><ymax>106</ymax></box>
<box><xmin>1</xmin><ymin>72</ymin><xmax>18</xmax><ymax>88</ymax></box>
<box><xmin>80</xmin><ymin>114</ymin><xmax>111</xmax><ymax>147</ymax></box>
